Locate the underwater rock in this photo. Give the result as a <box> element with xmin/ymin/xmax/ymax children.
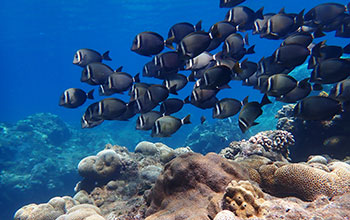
<box><xmin>145</xmin><ymin>152</ymin><xmax>250</xmax><ymax>220</ymax></box>
<box><xmin>213</xmin><ymin>210</ymin><xmax>237</xmax><ymax>220</ymax></box>
<box><xmin>307</xmin><ymin>155</ymin><xmax>328</xmax><ymax>164</ymax></box>
<box><xmin>135</xmin><ymin>141</ymin><xmax>159</xmax><ymax>155</ymax></box>
<box><xmin>56</xmin><ymin>204</ymin><xmax>105</xmax><ymax>220</ymax></box>
<box><xmin>220</xmin><ymin>130</ymin><xmax>295</xmax><ymax>161</ymax></box>
<box><xmin>276</xmin><ymin>103</ymin><xmax>350</xmax><ymax>161</ymax></box>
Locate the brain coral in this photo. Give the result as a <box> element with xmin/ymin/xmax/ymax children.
<box><xmin>273</xmin><ymin>162</ymin><xmax>350</xmax><ymax>201</ymax></box>
<box><xmin>56</xmin><ymin>204</ymin><xmax>105</xmax><ymax>220</ymax></box>
<box><xmin>14</xmin><ymin>203</ymin><xmax>64</xmax><ymax>220</ymax></box>
<box><xmin>223</xmin><ymin>180</ymin><xmax>265</xmax><ymax>218</ymax></box>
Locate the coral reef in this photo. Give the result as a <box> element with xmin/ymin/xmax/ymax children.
<box><xmin>220</xmin><ymin>130</ymin><xmax>295</xmax><ymax>162</ymax></box>
<box><xmin>276</xmin><ymin>103</ymin><xmax>350</xmax><ymax>161</ymax></box>
<box><xmin>223</xmin><ymin>180</ymin><xmax>265</xmax><ymax>218</ymax></box>
<box><xmin>145</xmin><ymin>152</ymin><xmax>250</xmax><ymax>220</ymax></box>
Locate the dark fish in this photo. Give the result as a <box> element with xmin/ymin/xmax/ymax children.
<box><xmin>97</xmin><ymin>98</ymin><xmax>127</xmax><ymax>120</ymax></box>
<box><xmin>308</xmin><ymin>41</ymin><xmax>350</xmax><ymax>69</ymax></box>
<box><xmin>207</xmin><ymin>21</ymin><xmax>237</xmax><ymax>51</ymax></box>
<box><xmin>266</xmin><ymin>74</ymin><xmax>298</xmax><ymax>97</ymax></box>
<box><xmin>185</xmin><ymin>51</ymin><xmax>213</xmax><ymax>70</ymax></box>
<box><xmin>81</xmin><ymin>102</ymin><xmax>104</xmax><ymax>129</ymax></box>
<box><xmin>335</xmin><ymin>15</ymin><xmax>350</xmax><ymax>38</ymax></box>
<box><xmin>304</xmin><ymin>3</ymin><xmax>346</xmax><ymax>27</ymax></box>
<box><xmin>160</xmin><ymin>98</ymin><xmax>185</xmax><ymax>115</ymax></box>
<box><xmin>293</xmin><ymin>96</ymin><xmax>342</xmax><ymax>120</ymax></box>
<box><xmin>177</xmin><ymin>28</ymin><xmax>220</xmax><ymax>59</ymax></box>
<box><xmin>151</xmin><ymin>115</ymin><xmax>191</xmax><ymax>137</ymax></box>
<box><xmin>191</xmin><ymin>87</ymin><xmax>219</xmax><ymax>102</ymax></box>
<box><xmin>131</xmin><ymin>31</ymin><xmax>174</xmax><ymax>56</ymax></box>
<box><xmin>133</xmin><ymin>95</ymin><xmax>158</xmax><ymax>114</ymax></box>
<box><xmin>310</xmin><ymin>58</ymin><xmax>350</xmax><ymax>84</ymax></box>
<box><xmin>153</xmin><ymin>51</ymin><xmax>184</xmax><ymax>73</ymax></box>
<box><xmin>146</xmin><ymin>84</ymin><xmax>177</xmax><ymax>104</ymax></box>
<box><xmin>213</xmin><ymin>98</ymin><xmax>243</xmax><ymax>119</ymax></box>
<box><xmin>273</xmin><ymin>44</ymin><xmax>310</xmax><ymax>68</ymax></box>
<box><xmin>185</xmin><ymin>95</ymin><xmax>219</xmax><ymax>109</ymax></box>
<box><xmin>81</xmin><ymin>62</ymin><xmax>114</xmax><ymax>85</ymax></box>
<box><xmin>197</xmin><ymin>65</ymin><xmax>232</xmax><ymax>89</ymax></box>
<box><xmin>242</xmin><ymin>72</ymin><xmax>259</xmax><ymax>87</ymax></box>
<box><xmin>275</xmin><ymin>78</ymin><xmax>312</xmax><ymax>103</ymax></box>
<box><xmin>200</xmin><ymin>116</ymin><xmax>206</xmax><ymax>124</ymax></box>
<box><xmin>129</xmin><ymin>83</ymin><xmax>150</xmax><ymax>102</ymax></box>
<box><xmin>225</xmin><ymin>6</ymin><xmax>264</xmax><ymax>31</ymax></box>
<box><xmin>99</xmin><ymin>84</ymin><xmax>118</xmax><ymax>96</ymax></box>
<box><xmin>255</xmin><ymin>75</ymin><xmax>269</xmax><ymax>92</ymax></box>
<box><xmin>142</xmin><ymin>61</ymin><xmax>161</xmax><ymax>78</ymax></box>
<box><xmin>136</xmin><ymin>111</ymin><xmax>162</xmax><ymax>130</ymax></box>
<box><xmin>330</xmin><ymin>79</ymin><xmax>350</xmax><ymax>102</ymax></box>
<box><xmin>220</xmin><ymin>0</ymin><xmax>246</xmax><ymax>8</ymax></box>
<box><xmin>222</xmin><ymin>33</ymin><xmax>248</xmax><ymax>57</ymax></box>
<box><xmin>238</xmin><ymin>94</ymin><xmax>271</xmax><ymax>133</ymax></box>
<box><xmin>107</xmin><ymin>72</ymin><xmax>140</xmax><ymax>93</ymax></box>
<box><xmin>73</xmin><ymin>48</ymin><xmax>112</xmax><ymax>67</ymax></box>
<box><xmin>232</xmin><ymin>59</ymin><xmax>257</xmax><ymax>80</ymax></box>
<box><xmin>281</xmin><ymin>32</ymin><xmax>315</xmax><ymax>48</ymax></box>
<box><xmin>264</xmin><ymin>9</ymin><xmax>304</xmax><ymax>39</ymax></box>
<box><xmin>257</xmin><ymin>56</ymin><xmax>295</xmax><ymax>76</ymax></box>
<box><xmin>114</xmin><ymin>103</ymin><xmax>136</xmax><ymax>121</ymax></box>
<box><xmin>168</xmin><ymin>21</ymin><xmax>202</xmax><ymax>44</ymax></box>
<box><xmin>59</xmin><ymin>88</ymin><xmax>94</xmax><ymax>108</ymax></box>
<box><xmin>163</xmin><ymin>74</ymin><xmax>188</xmax><ymax>92</ymax></box>
<box><xmin>253</xmin><ymin>13</ymin><xmax>275</xmax><ymax>35</ymax></box>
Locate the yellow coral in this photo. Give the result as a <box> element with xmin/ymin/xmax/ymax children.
<box><xmin>223</xmin><ymin>180</ymin><xmax>265</xmax><ymax>218</ymax></box>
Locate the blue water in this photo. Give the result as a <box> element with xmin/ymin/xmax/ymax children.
<box><xmin>0</xmin><ymin>0</ymin><xmax>349</xmax><ymax>219</ymax></box>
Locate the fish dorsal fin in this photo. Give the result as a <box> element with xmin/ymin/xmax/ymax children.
<box><xmin>102</xmin><ymin>51</ymin><xmax>112</xmax><ymax>61</ymax></box>
<box><xmin>181</xmin><ymin>114</ymin><xmax>191</xmax><ymax>124</ymax></box>
<box><xmin>278</xmin><ymin>7</ymin><xmax>285</xmax><ymax>14</ymax></box>
<box><xmin>242</xmin><ymin>96</ymin><xmax>249</xmax><ymax>105</ymax></box>
<box><xmin>195</xmin><ymin>20</ymin><xmax>202</xmax><ymax>31</ymax></box>
<box><xmin>260</xmin><ymin>94</ymin><xmax>272</xmax><ymax>106</ymax></box>
<box><xmin>115</xmin><ymin>66</ymin><xmax>123</xmax><ymax>72</ymax></box>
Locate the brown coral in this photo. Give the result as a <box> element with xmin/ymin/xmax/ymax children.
<box><xmin>223</xmin><ymin>180</ymin><xmax>265</xmax><ymax>218</ymax></box>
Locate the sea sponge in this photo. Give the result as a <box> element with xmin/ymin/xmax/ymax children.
<box><xmin>274</xmin><ymin>163</ymin><xmax>350</xmax><ymax>201</ymax></box>
<box><xmin>223</xmin><ymin>180</ymin><xmax>265</xmax><ymax>218</ymax></box>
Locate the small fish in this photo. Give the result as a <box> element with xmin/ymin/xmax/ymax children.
<box><xmin>107</xmin><ymin>72</ymin><xmax>140</xmax><ymax>93</ymax></box>
<box><xmin>207</xmin><ymin>21</ymin><xmax>237</xmax><ymax>51</ymax></box>
<box><xmin>185</xmin><ymin>52</ymin><xmax>214</xmax><ymax>70</ymax></box>
<box><xmin>177</xmin><ymin>27</ymin><xmax>220</xmax><ymax>59</ymax></box>
<box><xmin>220</xmin><ymin>0</ymin><xmax>246</xmax><ymax>8</ymax></box>
<box><xmin>163</xmin><ymin>74</ymin><xmax>188</xmax><ymax>92</ymax></box>
<box><xmin>197</xmin><ymin>65</ymin><xmax>232</xmax><ymax>89</ymax></box>
<box><xmin>131</xmin><ymin>31</ymin><xmax>174</xmax><ymax>56</ymax></box>
<box><xmin>97</xmin><ymin>98</ymin><xmax>128</xmax><ymax>120</ymax></box>
<box><xmin>160</xmin><ymin>98</ymin><xmax>186</xmax><ymax>115</ymax></box>
<box><xmin>136</xmin><ymin>111</ymin><xmax>162</xmax><ymax>130</ymax></box>
<box><xmin>281</xmin><ymin>32</ymin><xmax>317</xmax><ymax>48</ymax></box>
<box><xmin>146</xmin><ymin>84</ymin><xmax>177</xmax><ymax>104</ymax></box>
<box><xmin>253</xmin><ymin>13</ymin><xmax>275</xmax><ymax>35</ymax></box>
<box><xmin>73</xmin><ymin>48</ymin><xmax>112</xmax><ymax>67</ymax></box>
<box><xmin>129</xmin><ymin>83</ymin><xmax>150</xmax><ymax>102</ymax></box>
<box><xmin>273</xmin><ymin>44</ymin><xmax>310</xmax><ymax>68</ymax></box>
<box><xmin>329</xmin><ymin>79</ymin><xmax>350</xmax><ymax>102</ymax></box>
<box><xmin>185</xmin><ymin>95</ymin><xmax>219</xmax><ymax>109</ymax></box>
<box><xmin>304</xmin><ymin>3</ymin><xmax>346</xmax><ymax>27</ymax></box>
<box><xmin>275</xmin><ymin>78</ymin><xmax>312</xmax><ymax>103</ymax></box>
<box><xmin>81</xmin><ymin>102</ymin><xmax>104</xmax><ymax>129</ymax></box>
<box><xmin>264</xmin><ymin>8</ymin><xmax>304</xmax><ymax>39</ymax></box>
<box><xmin>191</xmin><ymin>87</ymin><xmax>219</xmax><ymax>102</ymax></box>
<box><xmin>310</xmin><ymin>58</ymin><xmax>350</xmax><ymax>84</ymax></box>
<box><xmin>151</xmin><ymin>115</ymin><xmax>191</xmax><ymax>137</ymax></box>
<box><xmin>213</xmin><ymin>98</ymin><xmax>243</xmax><ymax>119</ymax></box>
<box><xmin>257</xmin><ymin>56</ymin><xmax>295</xmax><ymax>76</ymax></box>
<box><xmin>265</xmin><ymin>74</ymin><xmax>298</xmax><ymax>97</ymax></box>
<box><xmin>232</xmin><ymin>59</ymin><xmax>257</xmax><ymax>80</ymax></box>
<box><xmin>133</xmin><ymin>95</ymin><xmax>158</xmax><ymax>114</ymax></box>
<box><xmin>293</xmin><ymin>96</ymin><xmax>342</xmax><ymax>120</ymax></box>
<box><xmin>225</xmin><ymin>6</ymin><xmax>264</xmax><ymax>31</ymax></box>
<box><xmin>238</xmin><ymin>94</ymin><xmax>271</xmax><ymax>133</ymax></box>
<box><xmin>335</xmin><ymin>15</ymin><xmax>350</xmax><ymax>38</ymax></box>
<box><xmin>153</xmin><ymin>51</ymin><xmax>184</xmax><ymax>73</ymax></box>
<box><xmin>81</xmin><ymin>62</ymin><xmax>115</xmax><ymax>85</ymax></box>
<box><xmin>59</xmin><ymin>88</ymin><xmax>94</xmax><ymax>108</ymax></box>
<box><xmin>200</xmin><ymin>116</ymin><xmax>206</xmax><ymax>124</ymax></box>
<box><xmin>168</xmin><ymin>21</ymin><xmax>202</xmax><ymax>44</ymax></box>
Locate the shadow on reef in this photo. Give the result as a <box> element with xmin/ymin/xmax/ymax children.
<box><xmin>276</xmin><ymin>104</ymin><xmax>350</xmax><ymax>161</ymax></box>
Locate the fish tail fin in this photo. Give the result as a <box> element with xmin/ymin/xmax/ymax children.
<box><xmin>297</xmin><ymin>78</ymin><xmax>310</xmax><ymax>88</ymax></box>
<box><xmin>242</xmin><ymin>96</ymin><xmax>249</xmax><ymax>105</ymax></box>
<box><xmin>168</xmin><ymin>85</ymin><xmax>178</xmax><ymax>95</ymax></box>
<box><xmin>102</xmin><ymin>51</ymin><xmax>112</xmax><ymax>61</ymax></box>
<box><xmin>255</xmin><ymin>7</ymin><xmax>264</xmax><ymax>19</ymax></box>
<box><xmin>115</xmin><ymin>66</ymin><xmax>123</xmax><ymax>72</ymax></box>
<box><xmin>312</xmin><ymin>28</ymin><xmax>325</xmax><ymax>38</ymax></box>
<box><xmin>181</xmin><ymin>114</ymin><xmax>191</xmax><ymax>124</ymax></box>
<box><xmin>246</xmin><ymin>45</ymin><xmax>255</xmax><ymax>54</ymax></box>
<box><xmin>343</xmin><ymin>43</ymin><xmax>350</xmax><ymax>54</ymax></box>
<box><xmin>187</xmin><ymin>71</ymin><xmax>196</xmax><ymax>82</ymax></box>
<box><xmin>165</xmin><ymin>36</ymin><xmax>175</xmax><ymax>50</ymax></box>
<box><xmin>260</xmin><ymin>94</ymin><xmax>272</xmax><ymax>106</ymax></box>
<box><xmin>133</xmin><ymin>73</ymin><xmax>140</xmax><ymax>83</ymax></box>
<box><xmin>232</xmin><ymin>61</ymin><xmax>243</xmax><ymax>74</ymax></box>
<box><xmin>184</xmin><ymin>96</ymin><xmax>191</xmax><ymax>104</ymax></box>
<box><xmin>209</xmin><ymin>23</ymin><xmax>221</xmax><ymax>39</ymax></box>
<box><xmin>195</xmin><ymin>20</ymin><xmax>202</xmax><ymax>31</ymax></box>
<box><xmin>87</xmin><ymin>89</ymin><xmax>94</xmax><ymax>99</ymax></box>
<box><xmin>295</xmin><ymin>9</ymin><xmax>305</xmax><ymax>27</ymax></box>
<box><xmin>312</xmin><ymin>40</ymin><xmax>326</xmax><ymax>57</ymax></box>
